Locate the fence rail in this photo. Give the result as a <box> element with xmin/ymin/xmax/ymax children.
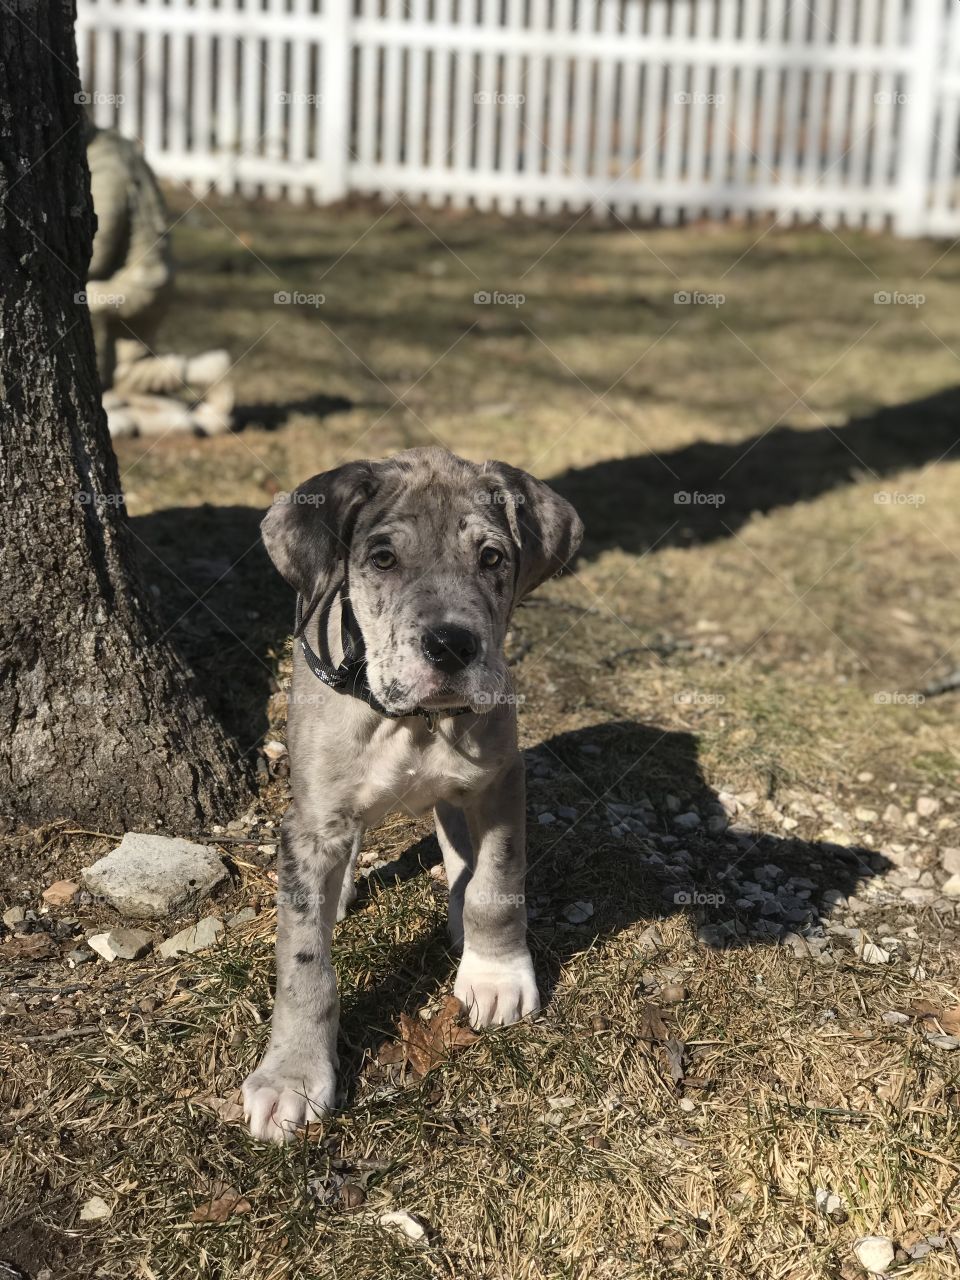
<box><xmin>76</xmin><ymin>0</ymin><xmax>960</xmax><ymax>236</ymax></box>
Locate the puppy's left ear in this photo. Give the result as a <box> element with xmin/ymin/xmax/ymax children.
<box><xmin>484</xmin><ymin>461</ymin><xmax>584</xmax><ymax>601</ymax></box>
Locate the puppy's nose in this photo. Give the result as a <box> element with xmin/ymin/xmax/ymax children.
<box><xmin>421</xmin><ymin>625</ymin><xmax>478</xmax><ymax>673</ymax></box>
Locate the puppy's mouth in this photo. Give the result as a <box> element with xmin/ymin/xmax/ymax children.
<box><xmin>376</xmin><ymin>674</ymin><xmax>482</xmax><ymax>716</ymax></box>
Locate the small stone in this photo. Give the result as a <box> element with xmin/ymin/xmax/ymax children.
<box><xmin>661</xmin><ymin>984</ymin><xmax>686</xmax><ymax>1004</ymax></box>
<box><xmin>942</xmin><ymin>848</ymin><xmax>960</xmax><ymax>876</ymax></box>
<box><xmin>855</xmin><ymin>807</ymin><xmax>878</xmax><ymax>824</ymax></box>
<box><xmin>159</xmin><ymin>916</ymin><xmax>224</xmax><ymax>959</ymax></box>
<box><xmin>107</xmin><ymin>928</ymin><xmax>154</xmax><ymax>960</ymax></box>
<box><xmin>673</xmin><ymin>812</ymin><xmax>701</xmax><ymax>831</ymax></box>
<box><xmin>139</xmin><ymin>996</ymin><xmax>159</xmax><ymax>1014</ymax></box>
<box><xmin>638</xmin><ymin>924</ymin><xmax>663</xmax><ymax>950</ymax></box>
<box><xmin>378</xmin><ymin>1209</ymin><xmax>427</xmax><ymax>1242</ymax></box>
<box><xmin>940</xmin><ymin>874</ymin><xmax>960</xmax><ymax>897</ymax></box>
<box><xmin>678</xmin><ymin>1097</ymin><xmax>695</xmax><ymax>1112</ymax></box>
<box><xmin>857</xmin><ymin>771</ymin><xmax>874</xmax><ymax>783</ymax></box>
<box><xmin>82</xmin><ymin>833</ymin><xmax>228</xmax><ymax>920</ymax></box>
<box><xmin>882</xmin><ymin>804</ymin><xmax>902</xmax><ymax>826</ymax></box>
<box><xmin>860</xmin><ymin>942</ymin><xmax>891</xmax><ymax>964</ymax></box>
<box><xmin>226</xmin><ymin>907</ymin><xmax>258</xmax><ymax>928</ymax></box>
<box><xmin>706</xmin><ymin>814</ymin><xmax>729</xmax><ymax>835</ymax></box>
<box><xmin>899</xmin><ymin>885</ymin><xmax>937</xmax><ymax>905</ymax></box>
<box><xmin>2</xmin><ymin>906</ymin><xmax>26</xmax><ymax>928</ymax></box>
<box><xmin>66</xmin><ymin>947</ymin><xmax>96</xmax><ymax>967</ymax></box>
<box><xmin>538</xmin><ymin>812</ymin><xmax>556</xmax><ymax>825</ymax></box>
<box><xmin>780</xmin><ymin>815</ymin><xmax>799</xmax><ymax>831</ymax></box>
<box><xmin>815</xmin><ymin>1188</ymin><xmax>843</xmax><ymax>1216</ymax></box>
<box><xmin>262</xmin><ymin>739</ymin><xmax>287</xmax><ymax>760</ymax></box>
<box><xmin>79</xmin><ymin>1196</ymin><xmax>112</xmax><ymax>1223</ymax></box>
<box><xmin>340</xmin><ymin>1184</ymin><xmax>366</xmax><ymax>1209</ymax></box>
<box><xmin>556</xmin><ymin>806</ymin><xmax>577</xmax><ymax>820</ymax></box>
<box><xmin>916</xmin><ymin>796</ymin><xmax>939</xmax><ymax>818</ymax></box>
<box><xmin>853</xmin><ymin>1236</ymin><xmax>895</xmax><ymax>1274</ymax></box>
<box><xmin>42</xmin><ymin>880</ymin><xmax>79</xmax><ymax>907</ymax></box>
<box><xmin>563</xmin><ymin>900</ymin><xmax>594</xmax><ymax>925</ymax></box>
<box><xmin>882</xmin><ymin>1010</ymin><xmax>910</xmax><ymax>1025</ymax></box>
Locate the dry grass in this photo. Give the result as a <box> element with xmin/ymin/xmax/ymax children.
<box><xmin>2</xmin><ymin>197</ymin><xmax>960</xmax><ymax>1279</ymax></box>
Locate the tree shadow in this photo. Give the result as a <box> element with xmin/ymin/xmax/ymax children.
<box><xmin>336</xmin><ymin>718</ymin><xmax>889</xmax><ymax>1091</ymax></box>
<box><xmin>233</xmin><ymin>391</ymin><xmax>353</xmax><ymax>432</ymax></box>
<box><xmin>549</xmin><ymin>386</ymin><xmax>960</xmax><ymax>560</ymax></box>
<box><xmin>130</xmin><ymin>504</ymin><xmax>289</xmax><ymax>753</ymax></box>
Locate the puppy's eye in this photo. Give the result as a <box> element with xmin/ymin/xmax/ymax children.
<box><xmin>370</xmin><ymin>548</ymin><xmax>397</xmax><ymax>571</ymax></box>
<box><xmin>479</xmin><ymin>545</ymin><xmax>504</xmax><ymax>569</ymax></box>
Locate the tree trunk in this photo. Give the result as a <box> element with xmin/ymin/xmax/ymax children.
<box><xmin>0</xmin><ymin>1</ymin><xmax>253</xmax><ymax>831</ymax></box>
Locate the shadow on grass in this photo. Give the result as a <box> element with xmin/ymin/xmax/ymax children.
<box><xmin>550</xmin><ymin>385</ymin><xmax>960</xmax><ymax>559</ymax></box>
<box><xmin>336</xmin><ymin>718</ymin><xmax>888</xmax><ymax>1091</ymax></box>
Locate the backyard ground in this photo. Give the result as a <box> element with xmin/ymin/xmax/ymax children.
<box><xmin>2</xmin><ymin>192</ymin><xmax>960</xmax><ymax>1280</ymax></box>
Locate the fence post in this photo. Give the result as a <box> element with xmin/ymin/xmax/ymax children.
<box><xmin>895</xmin><ymin>0</ymin><xmax>944</xmax><ymax>237</ymax></box>
<box><xmin>320</xmin><ymin>0</ymin><xmax>351</xmax><ymax>202</ymax></box>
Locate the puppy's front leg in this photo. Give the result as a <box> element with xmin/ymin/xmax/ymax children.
<box><xmin>242</xmin><ymin>806</ymin><xmax>358</xmax><ymax>1142</ymax></box>
<box><xmin>453</xmin><ymin>754</ymin><xmax>540</xmax><ymax>1028</ymax></box>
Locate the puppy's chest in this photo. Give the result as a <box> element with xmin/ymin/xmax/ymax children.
<box><xmin>355</xmin><ymin>732</ymin><xmax>492</xmax><ymax>819</ymax></box>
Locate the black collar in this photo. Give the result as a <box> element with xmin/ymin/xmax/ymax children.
<box><xmin>293</xmin><ymin>588</ymin><xmax>474</xmax><ymax>731</ymax></box>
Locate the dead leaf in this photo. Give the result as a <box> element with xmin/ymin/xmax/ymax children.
<box><xmin>42</xmin><ymin>880</ymin><xmax>79</xmax><ymax>907</ymax></box>
<box><xmin>191</xmin><ymin>1091</ymin><xmax>245</xmax><ymax>1124</ymax></box>
<box><xmin>639</xmin><ymin>1001</ymin><xmax>670</xmax><ymax>1042</ymax></box>
<box><xmin>189</xmin><ymin>1182</ymin><xmax>252</xmax><ymax>1223</ymax></box>
<box><xmin>377</xmin><ymin>995</ymin><xmax>478</xmax><ymax>1079</ymax></box>
<box><xmin>4</xmin><ymin>933</ymin><xmax>57</xmax><ymax>959</ymax></box>
<box><xmin>638</xmin><ymin>1001</ymin><xmax>687</xmax><ymax>1085</ymax></box>
<box><xmin>901</xmin><ymin>1001</ymin><xmax>960</xmax><ymax>1034</ymax></box>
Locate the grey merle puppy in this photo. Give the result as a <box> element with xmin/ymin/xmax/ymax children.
<box><xmin>243</xmin><ymin>446</ymin><xmax>582</xmax><ymax>1142</ymax></box>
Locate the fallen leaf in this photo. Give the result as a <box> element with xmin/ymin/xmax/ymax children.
<box><xmin>378</xmin><ymin>995</ymin><xmax>478</xmax><ymax>1079</ymax></box>
<box><xmin>191</xmin><ymin>1091</ymin><xmax>245</xmax><ymax>1124</ymax></box>
<box><xmin>3</xmin><ymin>933</ymin><xmax>57</xmax><ymax>959</ymax></box>
<box><xmin>190</xmin><ymin>1182</ymin><xmax>252</xmax><ymax>1223</ymax></box>
<box><xmin>639</xmin><ymin>1001</ymin><xmax>670</xmax><ymax>1042</ymax></box>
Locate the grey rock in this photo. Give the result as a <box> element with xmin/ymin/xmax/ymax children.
<box><xmin>942</xmin><ymin>847</ymin><xmax>960</xmax><ymax>876</ymax></box>
<box><xmin>673</xmin><ymin>812</ymin><xmax>701</xmax><ymax>831</ymax></box>
<box><xmin>227</xmin><ymin>906</ymin><xmax>258</xmax><ymax>929</ymax></box>
<box><xmin>158</xmin><ymin>915</ymin><xmax>224</xmax><ymax>958</ymax></box>
<box><xmin>82</xmin><ymin>833</ymin><xmax>228</xmax><ymax>920</ymax></box>
<box><xmin>66</xmin><ymin>947</ymin><xmax>96</xmax><ymax>966</ymax></box>
<box><xmin>940</xmin><ymin>873</ymin><xmax>960</xmax><ymax>897</ymax></box>
<box><xmin>2</xmin><ymin>906</ymin><xmax>26</xmax><ymax>928</ymax></box>
<box><xmin>87</xmin><ymin>927</ymin><xmax>154</xmax><ymax>962</ymax></box>
<box><xmin>901</xmin><ymin>886</ymin><xmax>938</xmax><ymax>906</ymax></box>
<box><xmin>562</xmin><ymin>900</ymin><xmax>594</xmax><ymax>925</ymax></box>
<box><xmin>537</xmin><ymin>812</ymin><xmax>556</xmax><ymax>825</ymax></box>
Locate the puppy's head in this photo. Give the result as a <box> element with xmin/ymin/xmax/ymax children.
<box><xmin>261</xmin><ymin>447</ymin><xmax>583</xmax><ymax>715</ymax></box>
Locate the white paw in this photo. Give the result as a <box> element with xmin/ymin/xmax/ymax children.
<box><xmin>453</xmin><ymin>947</ymin><xmax>540</xmax><ymax>1028</ymax></box>
<box><xmin>336</xmin><ymin>875</ymin><xmax>358</xmax><ymax>922</ymax></box>
<box><xmin>242</xmin><ymin>1058</ymin><xmax>336</xmax><ymax>1144</ymax></box>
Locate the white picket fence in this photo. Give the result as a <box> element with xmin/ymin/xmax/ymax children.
<box><xmin>76</xmin><ymin>0</ymin><xmax>960</xmax><ymax>236</ymax></box>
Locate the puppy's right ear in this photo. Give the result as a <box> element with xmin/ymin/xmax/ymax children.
<box><xmin>261</xmin><ymin>461</ymin><xmax>377</xmax><ymax>601</ymax></box>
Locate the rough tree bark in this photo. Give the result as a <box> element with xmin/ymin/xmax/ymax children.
<box><xmin>0</xmin><ymin>1</ymin><xmax>253</xmax><ymax>831</ymax></box>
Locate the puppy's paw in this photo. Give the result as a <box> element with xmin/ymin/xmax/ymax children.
<box><xmin>335</xmin><ymin>875</ymin><xmax>357</xmax><ymax>922</ymax></box>
<box><xmin>242</xmin><ymin>1057</ymin><xmax>336</xmax><ymax>1144</ymax></box>
<box><xmin>454</xmin><ymin>946</ymin><xmax>540</xmax><ymax>1028</ymax></box>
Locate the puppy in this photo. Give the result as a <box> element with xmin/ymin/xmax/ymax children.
<box><xmin>243</xmin><ymin>446</ymin><xmax>582</xmax><ymax>1141</ymax></box>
